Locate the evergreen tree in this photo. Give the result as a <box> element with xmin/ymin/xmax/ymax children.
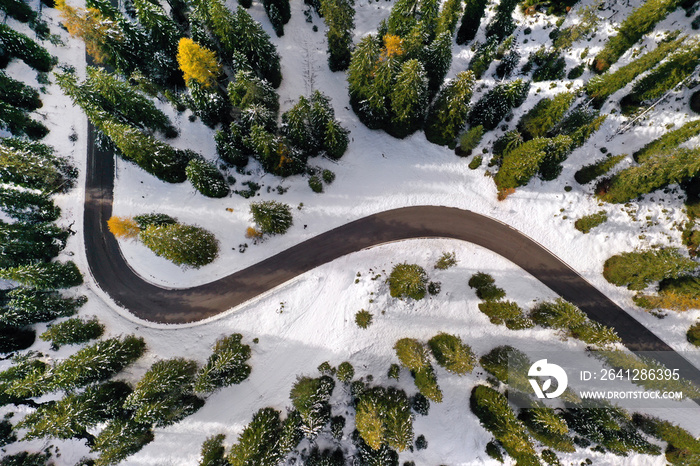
<box><xmin>228</xmin><ymin>408</ymin><xmax>299</xmax><ymax>466</ymax></box>
<box><xmin>43</xmin><ymin>336</ymin><xmax>146</xmax><ymax>393</ymax></box>
<box><xmin>199</xmin><ymin>434</ymin><xmax>227</xmax><ymax>466</ymax></box>
<box><xmin>323</xmin><ymin>119</ymin><xmax>349</xmax><ymax>160</ymax></box>
<box><xmin>436</xmin><ymin>0</ymin><xmax>463</xmax><ymax>36</ymax></box>
<box><xmin>177</xmin><ymin>38</ymin><xmax>222</xmax><ymax>88</ymax></box>
<box><xmin>124</xmin><ymin>358</ymin><xmax>203</xmax><ymax>427</ymax></box>
<box><xmin>517</xmin><ymin>92</ymin><xmax>574</xmax><ymax>140</ymax></box>
<box><xmin>468</xmin><ymin>79</ymin><xmax>530</xmax><ymax>131</ymax></box>
<box><xmin>234</xmin><ymin>6</ymin><xmax>283</xmax><ymax>87</ymax></box>
<box><xmin>0</xmin><ymin>261</ymin><xmax>83</xmax><ymax>290</ymax></box>
<box><xmin>187</xmin><ymin>79</ymin><xmax>232</xmax><ymax>128</ymax></box>
<box><xmin>0</xmin><ymin>187</ymin><xmax>60</xmax><ymax>224</ymax></box>
<box><xmin>419</xmin><ymin>0</ymin><xmax>440</xmax><ymax>42</ymax></box>
<box><xmin>320</xmin><ymin>0</ymin><xmax>355</xmax><ymax>71</ymax></box>
<box><xmin>0</xmin><ymin>288</ymin><xmax>86</xmax><ymax>327</ymax></box>
<box><xmin>40</xmin><ymin>317</ymin><xmax>104</xmax><ymax>349</ymax></box>
<box><xmin>336</xmin><ymin>361</ymin><xmax>355</xmax><ymax>382</ymax></box>
<box><xmin>424</xmin><ymin>31</ymin><xmax>452</xmax><ymax>94</ymax></box>
<box><xmin>229</xmin><ymin>71</ymin><xmax>280</xmax><ymax>115</ymax></box>
<box><xmin>494</xmin><ymin>136</ymin><xmax>572</xmax><ymax>191</ymax></box>
<box><xmin>0</xmin><ymin>325</ymin><xmax>35</xmax><ymax>354</ymax></box>
<box><xmin>0</xmin><ymin>71</ymin><xmax>42</xmax><ymax>111</ymax></box>
<box><xmin>0</xmin><ymin>139</ymin><xmax>76</xmax><ymax>192</ymax></box>
<box><xmin>485</xmin><ymin>0</ymin><xmax>518</xmax><ymax>41</ymax></box>
<box><xmin>414</xmin><ymin>365</ymin><xmax>443</xmax><ymax>403</ymax></box>
<box><xmin>250</xmin><ymin>200</ymin><xmax>293</xmax><ymax>235</ymax></box>
<box><xmin>424</xmin><ymin>71</ymin><xmax>475</xmax><ymax>146</ymax></box>
<box><xmin>262</xmin><ymin>0</ymin><xmax>291</xmax><ymax>36</ymax></box>
<box><xmin>0</xmin><ymin>221</ymin><xmax>69</xmax><ymax>268</ymax></box>
<box><xmin>139</xmin><ymin>223</ymin><xmax>219</xmax><ymax>268</ymax></box>
<box><xmin>389</xmin><ymin>59</ymin><xmax>428</xmax><ymax>138</ymax></box>
<box><xmin>603</xmin><ymin>248</ymin><xmax>697</xmax><ymax>290</ymax></box>
<box><xmin>427</xmin><ymin>333</ymin><xmax>475</xmax><ymax>375</ymax></box>
<box><xmin>132</xmin><ymin>0</ymin><xmax>182</xmax><ymax>85</ymax></box>
<box><xmin>0</xmin><ymin>24</ymin><xmax>54</xmax><ymax>72</ymax></box>
<box><xmin>386</xmin><ymin>0</ymin><xmax>419</xmax><ymax>37</ymax></box>
<box><xmin>456</xmin><ymin>0</ymin><xmax>487</xmax><ymax>44</ymax></box>
<box><xmin>388</xmin><ymin>263</ymin><xmax>428</xmax><ymax>300</ymax></box>
<box><xmin>393</xmin><ymin>338</ymin><xmax>429</xmax><ymax>371</ymax></box>
<box><xmin>186</xmin><ymin>158</ymin><xmax>230</xmax><ymax>198</ymax></box>
<box><xmin>355</xmin><ymin>386</ymin><xmax>413</xmax><ymax>451</ymax></box>
<box><xmin>194</xmin><ymin>334</ymin><xmax>252</xmax><ymax>393</ymax></box>
<box><xmin>91</xmin><ymin>418</ymin><xmax>154</xmax><ymax>466</ymax></box>
<box><xmin>347</xmin><ymin>35</ymin><xmax>384</xmax><ymax>128</ymax></box>
<box><xmin>20</xmin><ymin>381</ymin><xmax>131</xmax><ymax>441</ymax></box>
<box><xmin>290</xmin><ymin>375</ymin><xmax>335</xmax><ymax>438</ymax></box>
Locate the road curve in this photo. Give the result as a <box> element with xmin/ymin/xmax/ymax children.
<box><xmin>84</xmin><ymin>123</ymin><xmax>700</xmax><ymax>389</ymax></box>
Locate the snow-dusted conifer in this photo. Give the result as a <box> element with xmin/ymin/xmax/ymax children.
<box><xmin>424</xmin><ymin>71</ymin><xmax>475</xmax><ymax>146</ymax></box>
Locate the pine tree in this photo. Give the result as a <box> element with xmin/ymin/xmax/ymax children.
<box><xmin>194</xmin><ymin>334</ymin><xmax>252</xmax><ymax>393</ymax></box>
<box><xmin>393</xmin><ymin>338</ymin><xmax>429</xmax><ymax>371</ymax></box>
<box><xmin>0</xmin><ymin>221</ymin><xmax>68</xmax><ymax>268</ymax></box>
<box><xmin>228</xmin><ymin>408</ymin><xmax>287</xmax><ymax>466</ymax></box>
<box><xmin>91</xmin><ymin>419</ymin><xmax>154</xmax><ymax>466</ymax></box>
<box><xmin>0</xmin><ymin>356</ymin><xmax>47</xmax><ymax>401</ymax></box>
<box><xmin>0</xmin><ymin>288</ymin><xmax>86</xmax><ymax>327</ymax></box>
<box><xmin>250</xmin><ymin>200</ymin><xmax>293</xmax><ymax>235</ymax></box>
<box><xmin>0</xmin><ymin>71</ymin><xmax>42</xmax><ymax>111</ymax></box>
<box><xmin>468</xmin><ymin>79</ymin><xmax>530</xmax><ymax>131</ymax></box>
<box><xmin>389</xmin><ymin>59</ymin><xmax>428</xmax><ymax>138</ymax></box>
<box><xmin>133</xmin><ymin>0</ymin><xmax>182</xmax><ymax>85</ymax></box>
<box><xmin>414</xmin><ymin>365</ymin><xmax>443</xmax><ymax>402</ymax></box>
<box><xmin>40</xmin><ymin>317</ymin><xmax>104</xmax><ymax>349</ymax></box>
<box><xmin>419</xmin><ymin>0</ymin><xmax>440</xmax><ymax>42</ymax></box>
<box><xmin>44</xmin><ymin>336</ymin><xmax>146</xmax><ymax>393</ymax></box>
<box><xmin>229</xmin><ymin>71</ymin><xmax>280</xmax><ymax>115</ymax></box>
<box><xmin>323</xmin><ymin>119</ymin><xmax>349</xmax><ymax>160</ymax></box>
<box><xmin>485</xmin><ymin>0</ymin><xmax>518</xmax><ymax>41</ymax></box>
<box><xmin>20</xmin><ymin>381</ymin><xmax>131</xmax><ymax>441</ymax></box>
<box><xmin>355</xmin><ymin>389</ymin><xmax>387</xmax><ymax>450</ymax></box>
<box><xmin>262</xmin><ymin>0</ymin><xmax>291</xmax><ymax>36</ymax></box>
<box><xmin>337</xmin><ymin>361</ymin><xmax>355</xmax><ymax>382</ymax></box>
<box><xmin>234</xmin><ymin>6</ymin><xmax>283</xmax><ymax>87</ymax></box>
<box><xmin>517</xmin><ymin>92</ymin><xmax>574</xmax><ymax>140</ymax></box>
<box><xmin>456</xmin><ymin>0</ymin><xmax>487</xmax><ymax>45</ymax></box>
<box><xmin>427</xmin><ymin>333</ymin><xmax>475</xmax><ymax>375</ymax></box>
<box><xmin>347</xmin><ymin>35</ymin><xmax>383</xmax><ymax>127</ymax></box>
<box><xmin>0</xmin><ymin>138</ymin><xmax>76</xmax><ymax>192</ymax></box>
<box><xmin>139</xmin><ymin>223</ymin><xmax>219</xmax><ymax>268</ymax></box>
<box><xmin>603</xmin><ymin>248</ymin><xmax>697</xmax><ymax>290</ymax></box>
<box><xmin>0</xmin><ymin>261</ymin><xmax>82</xmax><ymax>290</ymax></box>
<box><xmin>320</xmin><ymin>0</ymin><xmax>355</xmax><ymax>71</ymax></box>
<box><xmin>424</xmin><ymin>71</ymin><xmax>475</xmax><ymax>146</ymax></box>
<box><xmin>386</xmin><ymin>0</ymin><xmax>419</xmax><ymax>37</ymax></box>
<box><xmin>0</xmin><ymin>187</ymin><xmax>60</xmax><ymax>224</ymax></box>
<box><xmin>281</xmin><ymin>96</ymin><xmax>315</xmax><ymax>154</ymax></box>
<box><xmin>424</xmin><ymin>31</ymin><xmax>452</xmax><ymax>94</ymax></box>
<box><xmin>290</xmin><ymin>376</ymin><xmax>335</xmax><ymax>439</ymax></box>
<box><xmin>436</xmin><ymin>0</ymin><xmax>463</xmax><ymax>36</ymax></box>
<box><xmin>382</xmin><ymin>387</ymin><xmax>413</xmax><ymax>451</ymax></box>
<box><xmin>199</xmin><ymin>434</ymin><xmax>228</xmax><ymax>466</ymax></box>
<box><xmin>177</xmin><ymin>38</ymin><xmax>222</xmax><ymax>88</ymax></box>
<box><xmin>186</xmin><ymin>158</ymin><xmax>230</xmax><ymax>198</ymax></box>
<box><xmin>124</xmin><ymin>358</ymin><xmax>203</xmax><ymax>427</ymax></box>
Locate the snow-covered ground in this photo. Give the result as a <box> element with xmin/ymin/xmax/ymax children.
<box><xmin>4</xmin><ymin>0</ymin><xmax>700</xmax><ymax>463</ymax></box>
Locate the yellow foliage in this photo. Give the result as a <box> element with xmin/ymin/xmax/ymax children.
<box><xmin>177</xmin><ymin>38</ymin><xmax>222</xmax><ymax>88</ymax></box>
<box><xmin>382</xmin><ymin>35</ymin><xmax>404</xmax><ymax>59</ymax></box>
<box><xmin>56</xmin><ymin>1</ymin><xmax>122</xmax><ymax>64</ymax></box>
<box><xmin>639</xmin><ymin>291</ymin><xmax>700</xmax><ymax>312</ymax></box>
<box><xmin>245</xmin><ymin>226</ymin><xmax>262</xmax><ymax>239</ymax></box>
<box><xmin>108</xmin><ymin>216</ymin><xmax>140</xmax><ymax>239</ymax></box>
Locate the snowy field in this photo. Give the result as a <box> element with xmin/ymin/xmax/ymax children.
<box><xmin>4</xmin><ymin>0</ymin><xmax>700</xmax><ymax>463</ymax></box>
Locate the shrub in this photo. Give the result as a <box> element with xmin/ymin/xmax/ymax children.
<box><xmin>388</xmin><ymin>263</ymin><xmax>428</xmax><ymax>300</ymax></box>
<box><xmin>308</xmin><ymin>175</ymin><xmax>323</xmax><ymax>193</ymax></box>
<box><xmin>415</xmin><ymin>435</ymin><xmax>428</xmax><ymax>450</ymax></box>
<box><xmin>355</xmin><ymin>309</ymin><xmax>373</xmax><ymax>328</ymax></box>
<box><xmin>528</xmin><ymin>48</ymin><xmax>566</xmax><ymax>82</ymax></box>
<box><xmin>434</xmin><ymin>251</ymin><xmax>457</xmax><ymax>269</ymax></box>
<box><xmin>468</xmin><ymin>156</ymin><xmax>482</xmax><ymax>169</ymax></box>
<box><xmin>567</xmin><ymin>63</ymin><xmax>585</xmax><ymax>79</ymax></box>
<box><xmin>531</xmin><ymin>298</ymin><xmax>621</xmax><ymax>346</ymax></box>
<box><xmin>322</xmin><ymin>169</ymin><xmax>335</xmax><ymax>184</ymax></box>
<box><xmin>427</xmin><ymin>333</ymin><xmax>475</xmax><ymax>374</ymax></box>
<box><xmin>603</xmin><ymin>248</ymin><xmax>697</xmax><ymax>290</ymax></box>
<box><xmin>519</xmin><ymin>403</ymin><xmax>575</xmax><ymax>452</ymax></box>
<box><xmin>414</xmin><ymin>365</ymin><xmax>443</xmax><ymax>402</ymax></box>
<box><xmin>388</xmin><ymin>363</ymin><xmax>401</xmax><ymax>380</ymax></box>
<box><xmin>139</xmin><ymin>223</ymin><xmax>219</xmax><ymax>268</ymax></box>
<box><xmin>393</xmin><ymin>338</ymin><xmax>429</xmax><ymax>371</ymax></box>
<box><xmin>186</xmin><ymin>158</ymin><xmax>230</xmax><ymax>198</ymax></box>
<box><xmin>458</xmin><ymin>126</ymin><xmax>484</xmax><ymax>155</ymax></box>
<box><xmin>478</xmin><ymin>300</ymin><xmax>534</xmax><ymax>330</ymax></box>
<box><xmin>591</xmin><ymin>0</ymin><xmax>680</xmax><ymax>73</ymax></box>
<box><xmin>574</xmin><ymin>154</ymin><xmax>624</xmax><ymax>185</ymax></box>
<box><xmin>468</xmin><ymin>272</ymin><xmax>506</xmax><ymax>301</ymax></box>
<box><xmin>411</xmin><ymin>393</ymin><xmax>430</xmax><ymax>415</ymax></box>
<box><xmin>427</xmin><ymin>281</ymin><xmax>441</xmax><ymax>295</ymax></box>
<box><xmin>574</xmin><ymin>211</ymin><xmax>607</xmax><ymax>233</ymax></box>
<box><xmin>250</xmin><ymin>200</ymin><xmax>293</xmax><ymax>235</ymax></box>
<box><xmin>337</xmin><ymin>361</ymin><xmax>354</xmax><ymax>382</ymax></box>
<box><xmin>40</xmin><ymin>317</ymin><xmax>104</xmax><ymax>348</ymax></box>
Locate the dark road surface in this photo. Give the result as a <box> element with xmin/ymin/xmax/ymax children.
<box><xmin>83</xmin><ymin>122</ymin><xmax>700</xmax><ymax>391</ymax></box>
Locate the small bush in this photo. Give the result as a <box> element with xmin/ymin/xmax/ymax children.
<box><xmin>478</xmin><ymin>300</ymin><xmax>534</xmax><ymax>330</ymax></box>
<box><xmin>415</xmin><ymin>435</ymin><xmax>428</xmax><ymax>450</ymax></box>
<box><xmin>458</xmin><ymin>126</ymin><xmax>484</xmax><ymax>155</ymax></box>
<box><xmin>250</xmin><ymin>200</ymin><xmax>293</xmax><ymax>235</ymax></box>
<box><xmin>528</xmin><ymin>47</ymin><xmax>566</xmax><ymax>82</ymax></box>
<box><xmin>322</xmin><ymin>169</ymin><xmax>335</xmax><ymax>184</ymax></box>
<box><xmin>411</xmin><ymin>393</ymin><xmax>430</xmax><ymax>415</ymax></box>
<box><xmin>485</xmin><ymin>440</ymin><xmax>504</xmax><ymax>462</ymax></box>
<box><xmin>388</xmin><ymin>263</ymin><xmax>428</xmax><ymax>300</ymax></box>
<box><xmin>468</xmin><ymin>156</ymin><xmax>483</xmax><ymax>169</ymax></box>
<box><xmin>427</xmin><ymin>281</ymin><xmax>441</xmax><ymax>295</ymax></box>
<box><xmin>337</xmin><ymin>361</ymin><xmax>354</xmax><ymax>382</ymax></box>
<box><xmin>309</xmin><ymin>175</ymin><xmax>323</xmax><ymax>193</ymax></box>
<box><xmin>434</xmin><ymin>251</ymin><xmax>457</xmax><ymax>270</ymax></box>
<box><xmin>388</xmin><ymin>363</ymin><xmax>401</xmax><ymax>380</ymax></box>
<box><xmin>567</xmin><ymin>63</ymin><xmax>585</xmax><ymax>79</ymax></box>
<box><xmin>355</xmin><ymin>310</ymin><xmax>373</xmax><ymax>328</ymax></box>
<box><xmin>468</xmin><ymin>272</ymin><xmax>506</xmax><ymax>301</ymax></box>
<box><xmin>531</xmin><ymin>298</ymin><xmax>620</xmax><ymax>346</ymax></box>
<box><xmin>574</xmin><ymin>211</ymin><xmax>607</xmax><ymax>233</ymax></box>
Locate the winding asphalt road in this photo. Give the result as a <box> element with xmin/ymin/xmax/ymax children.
<box><xmin>84</xmin><ymin>123</ymin><xmax>700</xmax><ymax>390</ymax></box>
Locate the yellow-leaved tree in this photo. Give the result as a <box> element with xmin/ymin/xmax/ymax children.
<box><xmin>107</xmin><ymin>216</ymin><xmax>140</xmax><ymax>239</ymax></box>
<box><xmin>177</xmin><ymin>38</ymin><xmax>222</xmax><ymax>88</ymax></box>
<box><xmin>55</xmin><ymin>0</ymin><xmax>123</xmax><ymax>64</ymax></box>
